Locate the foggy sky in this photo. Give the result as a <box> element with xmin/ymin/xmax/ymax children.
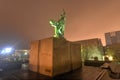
<box><xmin>0</xmin><ymin>0</ymin><xmax>120</xmax><ymax>49</ymax></box>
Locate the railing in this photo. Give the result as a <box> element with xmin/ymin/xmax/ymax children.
<box><xmin>96</xmin><ymin>70</ymin><xmax>107</xmax><ymax>80</ymax></box>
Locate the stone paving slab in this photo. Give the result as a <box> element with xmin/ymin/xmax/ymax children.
<box><xmin>0</xmin><ymin>66</ymin><xmax>115</xmax><ymax>80</ymax></box>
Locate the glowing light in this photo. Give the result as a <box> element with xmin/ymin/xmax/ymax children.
<box><xmin>103</xmin><ymin>55</ymin><xmax>113</xmax><ymax>61</ymax></box>
<box><xmin>1</xmin><ymin>47</ymin><xmax>13</xmax><ymax>54</ymax></box>
<box><xmin>109</xmin><ymin>56</ymin><xmax>113</xmax><ymax>61</ymax></box>
<box><xmin>24</xmin><ymin>52</ymin><xmax>28</xmax><ymax>55</ymax></box>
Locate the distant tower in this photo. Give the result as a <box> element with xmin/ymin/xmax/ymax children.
<box><xmin>105</xmin><ymin>31</ymin><xmax>120</xmax><ymax>45</ymax></box>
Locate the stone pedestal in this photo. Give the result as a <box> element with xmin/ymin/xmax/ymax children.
<box><xmin>29</xmin><ymin>37</ymin><xmax>82</xmax><ymax>77</ymax></box>
<box><xmin>29</xmin><ymin>40</ymin><xmax>39</xmax><ymax>72</ymax></box>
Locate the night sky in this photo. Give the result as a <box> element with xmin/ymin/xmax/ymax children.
<box><xmin>0</xmin><ymin>0</ymin><xmax>120</xmax><ymax>49</ymax></box>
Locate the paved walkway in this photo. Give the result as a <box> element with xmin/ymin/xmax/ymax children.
<box><xmin>0</xmin><ymin>66</ymin><xmax>118</xmax><ymax>80</ymax></box>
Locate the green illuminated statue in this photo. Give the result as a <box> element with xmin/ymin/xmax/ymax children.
<box><xmin>49</xmin><ymin>10</ymin><xmax>66</xmax><ymax>38</ymax></box>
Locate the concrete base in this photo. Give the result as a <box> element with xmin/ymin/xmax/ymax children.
<box><xmin>29</xmin><ymin>37</ymin><xmax>82</xmax><ymax>77</ymax></box>
<box><xmin>29</xmin><ymin>40</ymin><xmax>39</xmax><ymax>72</ymax></box>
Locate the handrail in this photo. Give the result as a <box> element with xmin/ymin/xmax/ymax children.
<box><xmin>95</xmin><ymin>69</ymin><xmax>107</xmax><ymax>80</ymax></box>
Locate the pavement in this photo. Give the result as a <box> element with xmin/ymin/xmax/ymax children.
<box><xmin>0</xmin><ymin>66</ymin><xmax>118</xmax><ymax>80</ymax></box>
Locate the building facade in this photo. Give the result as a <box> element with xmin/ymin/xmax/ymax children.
<box><xmin>105</xmin><ymin>31</ymin><xmax>120</xmax><ymax>45</ymax></box>
<box><xmin>75</xmin><ymin>38</ymin><xmax>104</xmax><ymax>61</ymax></box>
<box><xmin>105</xmin><ymin>31</ymin><xmax>120</xmax><ymax>61</ymax></box>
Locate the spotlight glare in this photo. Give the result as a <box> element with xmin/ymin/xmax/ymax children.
<box><xmin>1</xmin><ymin>47</ymin><xmax>13</xmax><ymax>54</ymax></box>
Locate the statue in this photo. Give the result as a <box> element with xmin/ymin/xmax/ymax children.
<box><xmin>49</xmin><ymin>10</ymin><xmax>66</xmax><ymax>38</ymax></box>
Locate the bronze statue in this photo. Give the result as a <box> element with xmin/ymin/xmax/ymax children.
<box><xmin>49</xmin><ymin>10</ymin><xmax>66</xmax><ymax>38</ymax></box>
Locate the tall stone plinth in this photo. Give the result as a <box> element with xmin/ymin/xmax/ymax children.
<box><xmin>29</xmin><ymin>37</ymin><xmax>82</xmax><ymax>77</ymax></box>
<box><xmin>29</xmin><ymin>40</ymin><xmax>39</xmax><ymax>72</ymax></box>
<box><xmin>70</xmin><ymin>42</ymin><xmax>82</xmax><ymax>70</ymax></box>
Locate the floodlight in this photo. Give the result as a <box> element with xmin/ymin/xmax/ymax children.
<box><xmin>1</xmin><ymin>47</ymin><xmax>13</xmax><ymax>54</ymax></box>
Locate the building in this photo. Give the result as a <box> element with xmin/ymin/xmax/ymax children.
<box><xmin>75</xmin><ymin>38</ymin><xmax>104</xmax><ymax>61</ymax></box>
<box><xmin>105</xmin><ymin>31</ymin><xmax>120</xmax><ymax>45</ymax></box>
<box><xmin>105</xmin><ymin>31</ymin><xmax>120</xmax><ymax>61</ymax></box>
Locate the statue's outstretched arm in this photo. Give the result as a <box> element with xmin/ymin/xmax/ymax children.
<box><xmin>49</xmin><ymin>20</ymin><xmax>57</xmax><ymax>27</ymax></box>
